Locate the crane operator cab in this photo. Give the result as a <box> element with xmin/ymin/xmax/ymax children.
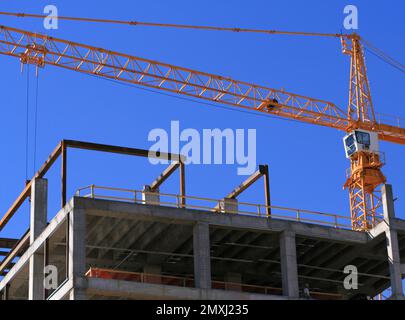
<box><xmin>343</xmin><ymin>130</ymin><xmax>379</xmax><ymax>159</ymax></box>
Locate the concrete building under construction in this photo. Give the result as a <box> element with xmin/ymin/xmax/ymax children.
<box><xmin>0</xmin><ymin>140</ymin><xmax>404</xmax><ymax>300</ymax></box>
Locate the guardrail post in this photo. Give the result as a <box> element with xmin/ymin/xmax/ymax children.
<box><xmin>180</xmin><ymin>161</ymin><xmax>186</xmax><ymax>208</ymax></box>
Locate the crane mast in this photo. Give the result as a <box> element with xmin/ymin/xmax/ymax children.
<box><xmin>0</xmin><ymin>25</ymin><xmax>403</xmax><ymax>231</ymax></box>
<box><xmin>341</xmin><ymin>34</ymin><xmax>387</xmax><ymax>230</ymax></box>
<box><xmin>342</xmin><ymin>34</ymin><xmax>376</xmax><ymax>123</ymax></box>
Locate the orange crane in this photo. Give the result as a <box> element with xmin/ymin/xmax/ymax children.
<box><xmin>0</xmin><ymin>22</ymin><xmax>404</xmax><ymax>231</ymax></box>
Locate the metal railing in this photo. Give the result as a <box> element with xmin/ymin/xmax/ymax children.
<box><xmin>85</xmin><ymin>267</ymin><xmax>342</xmax><ymax>300</ymax></box>
<box><xmin>376</xmin><ymin>112</ymin><xmax>403</xmax><ymax>128</ymax></box>
<box><xmin>76</xmin><ymin>185</ymin><xmax>354</xmax><ymax>229</ymax></box>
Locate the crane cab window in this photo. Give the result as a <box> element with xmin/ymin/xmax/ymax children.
<box><xmin>344</xmin><ymin>134</ymin><xmax>356</xmax><ymax>156</ymax></box>
<box><xmin>355</xmin><ymin>131</ymin><xmax>370</xmax><ymax>147</ymax></box>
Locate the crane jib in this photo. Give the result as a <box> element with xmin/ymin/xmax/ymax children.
<box><xmin>0</xmin><ymin>24</ymin><xmax>403</xmax><ymax>146</ymax></box>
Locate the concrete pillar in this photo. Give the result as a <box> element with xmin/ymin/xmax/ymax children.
<box><xmin>280</xmin><ymin>230</ymin><xmax>299</xmax><ymax>298</ymax></box>
<box><xmin>2</xmin><ymin>284</ymin><xmax>9</xmax><ymax>300</ymax></box>
<box><xmin>221</xmin><ymin>198</ymin><xmax>238</xmax><ymax>214</ymax></box>
<box><xmin>142</xmin><ymin>185</ymin><xmax>160</xmax><ymax>205</ymax></box>
<box><xmin>29</xmin><ymin>178</ymin><xmax>48</xmax><ymax>300</ymax></box>
<box><xmin>382</xmin><ymin>184</ymin><xmax>396</xmax><ymax>220</ymax></box>
<box><xmin>68</xmin><ymin>208</ymin><xmax>87</xmax><ymax>300</ymax></box>
<box><xmin>225</xmin><ymin>272</ymin><xmax>242</xmax><ymax>291</ymax></box>
<box><xmin>382</xmin><ymin>184</ymin><xmax>404</xmax><ymax>300</ymax></box>
<box><xmin>193</xmin><ymin>222</ymin><xmax>211</xmax><ymax>289</ymax></box>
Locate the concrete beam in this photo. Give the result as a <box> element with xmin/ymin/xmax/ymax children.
<box><xmin>193</xmin><ymin>222</ymin><xmax>211</xmax><ymax>289</ymax></box>
<box><xmin>78</xmin><ymin>197</ymin><xmax>368</xmax><ymax>244</ymax></box>
<box><xmin>29</xmin><ymin>178</ymin><xmax>48</xmax><ymax>300</ymax></box>
<box><xmin>86</xmin><ymin>277</ymin><xmax>288</xmax><ymax>300</ymax></box>
<box><xmin>280</xmin><ymin>230</ymin><xmax>299</xmax><ymax>298</ymax></box>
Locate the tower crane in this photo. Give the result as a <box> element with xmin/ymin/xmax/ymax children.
<box><xmin>0</xmin><ymin>20</ymin><xmax>404</xmax><ymax>231</ymax></box>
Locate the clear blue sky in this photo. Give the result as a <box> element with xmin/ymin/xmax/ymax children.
<box><xmin>0</xmin><ymin>0</ymin><xmax>404</xmax><ymax>240</ymax></box>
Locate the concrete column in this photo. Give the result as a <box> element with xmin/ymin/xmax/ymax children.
<box><xmin>29</xmin><ymin>178</ymin><xmax>48</xmax><ymax>300</ymax></box>
<box><xmin>68</xmin><ymin>208</ymin><xmax>87</xmax><ymax>300</ymax></box>
<box><xmin>280</xmin><ymin>230</ymin><xmax>299</xmax><ymax>298</ymax></box>
<box><xmin>382</xmin><ymin>184</ymin><xmax>396</xmax><ymax>220</ymax></box>
<box><xmin>225</xmin><ymin>272</ymin><xmax>242</xmax><ymax>291</ymax></box>
<box><xmin>142</xmin><ymin>185</ymin><xmax>160</xmax><ymax>205</ymax></box>
<box><xmin>382</xmin><ymin>184</ymin><xmax>404</xmax><ymax>300</ymax></box>
<box><xmin>193</xmin><ymin>222</ymin><xmax>211</xmax><ymax>289</ymax></box>
<box><xmin>2</xmin><ymin>284</ymin><xmax>10</xmax><ymax>300</ymax></box>
<box><xmin>221</xmin><ymin>198</ymin><xmax>238</xmax><ymax>214</ymax></box>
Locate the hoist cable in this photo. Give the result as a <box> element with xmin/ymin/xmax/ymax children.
<box><xmin>33</xmin><ymin>71</ymin><xmax>39</xmax><ymax>175</ymax></box>
<box><xmin>24</xmin><ymin>65</ymin><xmax>30</xmax><ymax>181</ymax></box>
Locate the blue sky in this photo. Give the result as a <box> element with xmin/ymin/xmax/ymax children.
<box><xmin>0</xmin><ymin>0</ymin><xmax>404</xmax><ymax>239</ymax></box>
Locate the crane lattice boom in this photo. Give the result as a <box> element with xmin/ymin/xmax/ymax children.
<box><xmin>0</xmin><ymin>25</ymin><xmax>404</xmax><ymax>145</ymax></box>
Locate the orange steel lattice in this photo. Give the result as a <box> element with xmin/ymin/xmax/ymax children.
<box><xmin>344</xmin><ymin>152</ymin><xmax>386</xmax><ymax>230</ymax></box>
<box><xmin>0</xmin><ymin>25</ymin><xmax>404</xmax><ymax>144</ymax></box>
<box><xmin>0</xmin><ymin>25</ymin><xmax>404</xmax><ymax>231</ymax></box>
<box><xmin>342</xmin><ymin>34</ymin><xmax>376</xmax><ymax>124</ymax></box>
<box><xmin>342</xmin><ymin>35</ymin><xmax>389</xmax><ymax>230</ymax></box>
